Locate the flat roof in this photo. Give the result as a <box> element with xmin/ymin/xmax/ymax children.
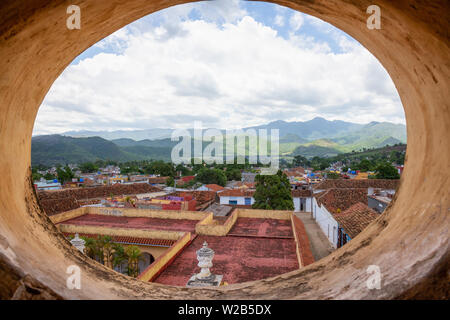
<box><xmin>60</xmin><ymin>214</ymin><xmax>198</xmax><ymax>233</ymax></box>
<box><xmin>153</xmin><ymin>235</ymin><xmax>298</xmax><ymax>286</ymax></box>
<box><xmin>228</xmin><ymin>218</ymin><xmax>294</xmax><ymax>238</ymax></box>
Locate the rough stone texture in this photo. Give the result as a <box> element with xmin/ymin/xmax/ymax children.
<box><xmin>0</xmin><ymin>0</ymin><xmax>448</xmax><ymax>299</ymax></box>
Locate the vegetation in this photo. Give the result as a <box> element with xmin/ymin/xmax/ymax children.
<box><xmin>195</xmin><ymin>168</ymin><xmax>227</xmax><ymax>186</ymax></box>
<box><xmin>225</xmin><ymin>168</ymin><xmax>242</xmax><ymax>181</ymax></box>
<box><xmin>56</xmin><ymin>165</ymin><xmax>75</xmax><ymax>183</ymax></box>
<box><xmin>374</xmin><ymin>162</ymin><xmax>400</xmax><ymax>179</ymax></box>
<box><xmin>166</xmin><ymin>176</ymin><xmax>175</xmax><ymax>187</ymax></box>
<box><xmin>252</xmin><ymin>170</ymin><xmax>294</xmax><ymax>210</ymax></box>
<box><xmin>326</xmin><ymin>172</ymin><xmax>341</xmax><ymax>179</ymax></box>
<box><xmin>81</xmin><ymin>236</ymin><xmax>143</xmax><ymax>277</ymax></box>
<box><xmin>143</xmin><ymin>160</ymin><xmax>175</xmax><ymax>177</ymax></box>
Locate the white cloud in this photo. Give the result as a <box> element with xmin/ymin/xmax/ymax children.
<box><xmin>289</xmin><ymin>12</ymin><xmax>304</xmax><ymax>32</ymax></box>
<box><xmin>274</xmin><ymin>14</ymin><xmax>284</xmax><ymax>27</ymax></box>
<box><xmin>34</xmin><ymin>7</ymin><xmax>404</xmax><ymax>135</ymax></box>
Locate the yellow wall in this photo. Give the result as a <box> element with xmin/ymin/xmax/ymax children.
<box><xmin>196</xmin><ymin>211</ymin><xmax>238</xmax><ymax>236</ymax></box>
<box><xmin>49</xmin><ymin>207</ymin><xmax>87</xmax><ymax>224</ymax></box>
<box><xmin>57</xmin><ymin>224</ymin><xmax>185</xmax><ymax>240</ymax></box>
<box><xmin>236</xmin><ymin>208</ymin><xmax>293</xmax><ymax>220</ymax></box>
<box><xmin>87</xmin><ymin>206</ymin><xmax>209</xmax><ymax>220</ymax></box>
<box><xmin>137</xmin><ymin>232</ymin><xmax>192</xmax><ymax>282</ymax></box>
<box><xmin>134</xmin><ymin>245</ymin><xmax>168</xmax><ymax>260</ymax></box>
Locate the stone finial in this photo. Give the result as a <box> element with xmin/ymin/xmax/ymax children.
<box><xmin>186</xmin><ymin>241</ymin><xmax>223</xmax><ymax>287</ymax></box>
<box><xmin>70</xmin><ymin>233</ymin><xmax>85</xmax><ymax>253</ymax></box>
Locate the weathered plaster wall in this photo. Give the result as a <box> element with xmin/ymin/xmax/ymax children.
<box><xmin>0</xmin><ymin>0</ymin><xmax>448</xmax><ymax>299</ymax></box>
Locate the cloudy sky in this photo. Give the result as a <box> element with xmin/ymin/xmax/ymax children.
<box><xmin>33</xmin><ymin>0</ymin><xmax>405</xmax><ymax>135</ymax></box>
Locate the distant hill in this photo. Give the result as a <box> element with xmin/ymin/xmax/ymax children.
<box><xmin>245</xmin><ymin>117</ymin><xmax>363</xmax><ymax>140</ymax></box>
<box><xmin>61</xmin><ymin>117</ymin><xmax>403</xmax><ymax>143</ymax></box>
<box><xmin>34</xmin><ymin>118</ymin><xmax>407</xmax><ymax>163</ymax></box>
<box><xmin>31</xmin><ymin>135</ymin><xmax>172</xmax><ymax>166</ymax></box>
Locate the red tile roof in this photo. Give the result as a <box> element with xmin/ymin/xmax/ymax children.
<box><xmin>147</xmin><ymin>176</ymin><xmax>168</xmax><ymax>184</ymax></box>
<box><xmin>205</xmin><ymin>184</ymin><xmax>225</xmax><ymax>192</ymax></box>
<box><xmin>232</xmin><ymin>181</ymin><xmax>256</xmax><ymax>188</ymax></box>
<box><xmin>313</xmin><ymin>179</ymin><xmax>399</xmax><ymax>190</ymax></box>
<box><xmin>63</xmin><ymin>233</ymin><xmax>175</xmax><ymax>247</ymax></box>
<box><xmin>315</xmin><ymin>188</ymin><xmax>368</xmax><ymax>214</ymax></box>
<box><xmin>334</xmin><ymin>202</ymin><xmax>379</xmax><ymax>239</ymax></box>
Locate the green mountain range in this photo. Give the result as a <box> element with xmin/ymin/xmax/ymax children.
<box><xmin>32</xmin><ymin>118</ymin><xmax>406</xmax><ymax>166</ymax></box>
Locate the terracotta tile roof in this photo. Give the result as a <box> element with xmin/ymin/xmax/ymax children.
<box><xmin>315</xmin><ymin>188</ymin><xmax>368</xmax><ymax>214</ymax></box>
<box><xmin>169</xmin><ymin>190</ymin><xmax>216</xmax><ymax>210</ymax></box>
<box><xmin>147</xmin><ymin>176</ymin><xmax>168</xmax><ymax>184</ymax></box>
<box><xmin>291</xmin><ymin>189</ymin><xmax>312</xmax><ymax>197</ymax></box>
<box><xmin>205</xmin><ymin>184</ymin><xmax>225</xmax><ymax>192</ymax></box>
<box><xmin>333</xmin><ymin>202</ymin><xmax>379</xmax><ymax>239</ymax></box>
<box><xmin>218</xmin><ymin>189</ymin><xmax>256</xmax><ymax>197</ymax></box>
<box><xmin>38</xmin><ymin>183</ymin><xmax>162</xmax><ymax>201</ymax></box>
<box><xmin>232</xmin><ymin>181</ymin><xmax>256</xmax><ymax>189</ymax></box>
<box><xmin>284</xmin><ymin>167</ymin><xmax>305</xmax><ymax>176</ymax></box>
<box><xmin>63</xmin><ymin>233</ymin><xmax>176</xmax><ymax>247</ymax></box>
<box><xmin>313</xmin><ymin>179</ymin><xmax>399</xmax><ymax>190</ymax></box>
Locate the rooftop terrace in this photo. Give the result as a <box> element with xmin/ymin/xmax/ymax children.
<box><xmin>60</xmin><ymin>214</ymin><xmax>198</xmax><ymax>233</ymax></box>
<box><xmin>153</xmin><ymin>235</ymin><xmax>298</xmax><ymax>286</ymax></box>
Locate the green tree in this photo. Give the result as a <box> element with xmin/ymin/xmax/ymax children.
<box><xmin>355</xmin><ymin>159</ymin><xmax>374</xmax><ymax>172</ymax></box>
<box><xmin>293</xmin><ymin>155</ymin><xmax>310</xmax><ymax>168</ymax></box>
<box><xmin>374</xmin><ymin>162</ymin><xmax>400</xmax><ymax>179</ymax></box>
<box><xmin>252</xmin><ymin>170</ymin><xmax>294</xmax><ymax>210</ymax></box>
<box><xmin>79</xmin><ymin>162</ymin><xmax>99</xmax><ymax>173</ymax></box>
<box><xmin>143</xmin><ymin>161</ymin><xmax>175</xmax><ymax>177</ymax></box>
<box><xmin>225</xmin><ymin>168</ymin><xmax>242</xmax><ymax>181</ymax></box>
<box><xmin>125</xmin><ymin>245</ymin><xmax>143</xmax><ymax>278</ymax></box>
<box><xmin>31</xmin><ymin>167</ymin><xmax>42</xmax><ymax>181</ymax></box>
<box><xmin>195</xmin><ymin>168</ymin><xmax>227</xmax><ymax>186</ymax></box>
<box><xmin>166</xmin><ymin>176</ymin><xmax>175</xmax><ymax>187</ymax></box>
<box><xmin>56</xmin><ymin>166</ymin><xmax>75</xmax><ymax>183</ymax></box>
<box><xmin>43</xmin><ymin>172</ymin><xmax>56</xmax><ymax>180</ymax></box>
<box><xmin>175</xmin><ymin>164</ymin><xmax>192</xmax><ymax>176</ymax></box>
<box><xmin>326</xmin><ymin>172</ymin><xmax>341</xmax><ymax>179</ymax></box>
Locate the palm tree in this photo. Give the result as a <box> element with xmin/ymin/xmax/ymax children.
<box><xmin>125</xmin><ymin>245</ymin><xmax>143</xmax><ymax>278</ymax></box>
<box><xmin>96</xmin><ymin>235</ymin><xmax>115</xmax><ymax>268</ymax></box>
<box><xmin>81</xmin><ymin>236</ymin><xmax>102</xmax><ymax>262</ymax></box>
<box><xmin>112</xmin><ymin>243</ymin><xmax>127</xmax><ymax>274</ymax></box>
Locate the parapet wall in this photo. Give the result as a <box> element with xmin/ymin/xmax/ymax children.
<box><xmin>196</xmin><ymin>210</ymin><xmax>238</xmax><ymax>236</ymax></box>
<box><xmin>291</xmin><ymin>215</ymin><xmax>315</xmax><ymax>268</ymax></box>
<box><xmin>87</xmin><ymin>206</ymin><xmax>210</xmax><ymax>220</ymax></box>
<box><xmin>137</xmin><ymin>232</ymin><xmax>194</xmax><ymax>282</ymax></box>
<box><xmin>49</xmin><ymin>207</ymin><xmax>87</xmax><ymax>224</ymax></box>
<box><xmin>57</xmin><ymin>224</ymin><xmax>185</xmax><ymax>241</ymax></box>
<box><xmin>236</xmin><ymin>208</ymin><xmax>293</xmax><ymax>220</ymax></box>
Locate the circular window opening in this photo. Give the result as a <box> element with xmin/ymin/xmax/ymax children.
<box><xmin>1</xmin><ymin>0</ymin><xmax>447</xmax><ymax>301</ymax></box>
<box><xmin>32</xmin><ymin>1</ymin><xmax>406</xmax><ymax>289</ymax></box>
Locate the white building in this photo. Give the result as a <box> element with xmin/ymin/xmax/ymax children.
<box><xmin>218</xmin><ymin>189</ymin><xmax>255</xmax><ymax>206</ymax></box>
<box><xmin>311</xmin><ymin>196</ymin><xmax>339</xmax><ymax>248</ymax></box>
<box><xmin>292</xmin><ymin>189</ymin><xmax>312</xmax><ymax>212</ymax></box>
